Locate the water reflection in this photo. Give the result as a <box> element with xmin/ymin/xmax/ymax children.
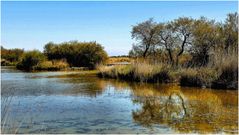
<box><xmin>2</xmin><ymin>72</ymin><xmax>106</xmax><ymax>97</ymax></box>
<box><xmin>95</xmin><ymin>80</ymin><xmax>238</xmax><ymax>133</ymax></box>
<box><xmin>1</xmin><ymin>67</ymin><xmax>238</xmax><ymax>134</ymax></box>
<box><xmin>130</xmin><ymin>85</ymin><xmax>238</xmax><ymax>133</ymax></box>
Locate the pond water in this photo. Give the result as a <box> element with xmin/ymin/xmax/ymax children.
<box><xmin>1</xmin><ymin>66</ymin><xmax>238</xmax><ymax>134</ymax></box>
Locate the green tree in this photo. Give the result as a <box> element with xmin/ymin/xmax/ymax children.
<box><xmin>131</xmin><ymin>18</ymin><xmax>160</xmax><ymax>58</ymax></box>
<box><xmin>171</xmin><ymin>17</ymin><xmax>194</xmax><ymax>66</ymax></box>
<box><xmin>190</xmin><ymin>17</ymin><xmax>221</xmax><ymax>66</ymax></box>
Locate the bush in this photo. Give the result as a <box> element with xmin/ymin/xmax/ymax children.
<box><xmin>1</xmin><ymin>46</ymin><xmax>24</xmax><ymax>63</ymax></box>
<box><xmin>16</xmin><ymin>50</ymin><xmax>46</xmax><ymax>71</ymax></box>
<box><xmin>44</xmin><ymin>41</ymin><xmax>108</xmax><ymax>69</ymax></box>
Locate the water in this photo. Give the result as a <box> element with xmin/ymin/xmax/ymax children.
<box><xmin>1</xmin><ymin>66</ymin><xmax>238</xmax><ymax>134</ymax></box>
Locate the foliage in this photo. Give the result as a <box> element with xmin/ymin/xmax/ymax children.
<box><xmin>1</xmin><ymin>46</ymin><xmax>24</xmax><ymax>65</ymax></box>
<box><xmin>129</xmin><ymin>12</ymin><xmax>238</xmax><ymax>68</ymax></box>
<box><xmin>130</xmin><ymin>18</ymin><xmax>160</xmax><ymax>58</ymax></box>
<box><xmin>44</xmin><ymin>41</ymin><xmax>108</xmax><ymax>69</ymax></box>
<box><xmin>16</xmin><ymin>50</ymin><xmax>46</xmax><ymax>71</ymax></box>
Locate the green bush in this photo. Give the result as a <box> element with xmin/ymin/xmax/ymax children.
<box><xmin>1</xmin><ymin>46</ymin><xmax>24</xmax><ymax>65</ymax></box>
<box><xmin>16</xmin><ymin>50</ymin><xmax>46</xmax><ymax>71</ymax></box>
<box><xmin>44</xmin><ymin>41</ymin><xmax>108</xmax><ymax>69</ymax></box>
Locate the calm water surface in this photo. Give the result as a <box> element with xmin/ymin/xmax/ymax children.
<box><xmin>1</xmin><ymin>66</ymin><xmax>238</xmax><ymax>134</ymax></box>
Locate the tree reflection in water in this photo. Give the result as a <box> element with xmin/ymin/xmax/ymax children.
<box><xmin>2</xmin><ymin>69</ymin><xmax>237</xmax><ymax>134</ymax></box>
<box><xmin>130</xmin><ymin>84</ymin><xmax>238</xmax><ymax>133</ymax></box>
<box><xmin>57</xmin><ymin>77</ymin><xmax>237</xmax><ymax>133</ymax></box>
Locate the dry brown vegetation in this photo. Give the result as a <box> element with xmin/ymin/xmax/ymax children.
<box><xmin>107</xmin><ymin>57</ymin><xmax>131</xmax><ymax>64</ymax></box>
<box><xmin>98</xmin><ymin>53</ymin><xmax>238</xmax><ymax>89</ymax></box>
<box><xmin>98</xmin><ymin>12</ymin><xmax>238</xmax><ymax>90</ymax></box>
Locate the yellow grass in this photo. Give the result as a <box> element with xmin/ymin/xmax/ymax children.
<box><xmin>107</xmin><ymin>57</ymin><xmax>131</xmax><ymax>64</ymax></box>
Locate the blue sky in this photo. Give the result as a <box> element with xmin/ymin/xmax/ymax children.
<box><xmin>1</xmin><ymin>1</ymin><xmax>238</xmax><ymax>56</ymax></box>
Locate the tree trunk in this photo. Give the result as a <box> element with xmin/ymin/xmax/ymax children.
<box><xmin>143</xmin><ymin>44</ymin><xmax>150</xmax><ymax>58</ymax></box>
<box><xmin>176</xmin><ymin>35</ymin><xmax>187</xmax><ymax>67</ymax></box>
<box><xmin>166</xmin><ymin>48</ymin><xmax>174</xmax><ymax>65</ymax></box>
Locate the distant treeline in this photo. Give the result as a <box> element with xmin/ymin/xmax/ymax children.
<box><xmin>1</xmin><ymin>41</ymin><xmax>108</xmax><ymax>71</ymax></box>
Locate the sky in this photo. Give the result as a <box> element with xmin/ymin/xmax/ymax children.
<box><xmin>1</xmin><ymin>1</ymin><xmax>238</xmax><ymax>56</ymax></box>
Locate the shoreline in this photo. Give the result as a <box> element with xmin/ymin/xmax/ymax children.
<box><xmin>2</xmin><ymin>65</ymin><xmax>237</xmax><ymax>90</ymax></box>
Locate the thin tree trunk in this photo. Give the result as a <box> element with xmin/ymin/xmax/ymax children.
<box><xmin>176</xmin><ymin>35</ymin><xmax>187</xmax><ymax>66</ymax></box>
<box><xmin>143</xmin><ymin>46</ymin><xmax>149</xmax><ymax>58</ymax></box>
<box><xmin>166</xmin><ymin>48</ymin><xmax>174</xmax><ymax>65</ymax></box>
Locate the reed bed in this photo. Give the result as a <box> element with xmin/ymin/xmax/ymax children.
<box><xmin>98</xmin><ymin>55</ymin><xmax>238</xmax><ymax>90</ymax></box>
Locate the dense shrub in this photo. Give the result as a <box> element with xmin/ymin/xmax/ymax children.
<box><xmin>1</xmin><ymin>46</ymin><xmax>24</xmax><ymax>65</ymax></box>
<box><xmin>16</xmin><ymin>50</ymin><xmax>46</xmax><ymax>71</ymax></box>
<box><xmin>44</xmin><ymin>41</ymin><xmax>108</xmax><ymax>69</ymax></box>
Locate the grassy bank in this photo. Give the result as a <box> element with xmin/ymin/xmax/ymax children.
<box><xmin>98</xmin><ymin>62</ymin><xmax>171</xmax><ymax>83</ymax></box>
<box><xmin>32</xmin><ymin>60</ymin><xmax>69</xmax><ymax>71</ymax></box>
<box><xmin>97</xmin><ymin>60</ymin><xmax>238</xmax><ymax>90</ymax></box>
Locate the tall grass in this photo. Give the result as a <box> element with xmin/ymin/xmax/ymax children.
<box><xmin>34</xmin><ymin>59</ymin><xmax>69</xmax><ymax>71</ymax></box>
<box><xmin>210</xmin><ymin>50</ymin><xmax>238</xmax><ymax>89</ymax></box>
<box><xmin>179</xmin><ymin>49</ymin><xmax>238</xmax><ymax>89</ymax></box>
<box><xmin>98</xmin><ymin>61</ymin><xmax>171</xmax><ymax>83</ymax></box>
<box><xmin>98</xmin><ymin>53</ymin><xmax>238</xmax><ymax>90</ymax></box>
<box><xmin>107</xmin><ymin>57</ymin><xmax>131</xmax><ymax>64</ymax></box>
<box><xmin>179</xmin><ymin>67</ymin><xmax>219</xmax><ymax>88</ymax></box>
